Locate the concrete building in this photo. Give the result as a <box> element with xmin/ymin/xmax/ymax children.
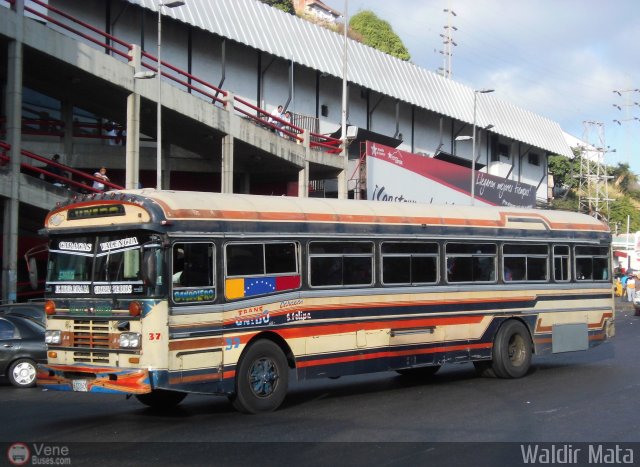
<box><xmin>0</xmin><ymin>0</ymin><xmax>572</xmax><ymax>301</ymax></box>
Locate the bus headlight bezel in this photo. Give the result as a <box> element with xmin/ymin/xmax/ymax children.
<box><xmin>119</xmin><ymin>332</ymin><xmax>142</xmax><ymax>349</ymax></box>
<box><xmin>45</xmin><ymin>330</ymin><xmax>61</xmax><ymax>345</ymax></box>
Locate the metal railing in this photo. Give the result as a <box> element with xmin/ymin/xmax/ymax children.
<box><xmin>5</xmin><ymin>0</ymin><xmax>343</xmax><ymax>154</ymax></box>
<box><xmin>0</xmin><ymin>141</ymin><xmax>124</xmax><ymax>193</ymax></box>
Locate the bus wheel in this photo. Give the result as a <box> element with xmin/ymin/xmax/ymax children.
<box><xmin>473</xmin><ymin>360</ymin><xmax>495</xmax><ymax>378</ymax></box>
<box><xmin>231</xmin><ymin>340</ymin><xmax>289</xmax><ymax>414</ymax></box>
<box><xmin>135</xmin><ymin>390</ymin><xmax>187</xmax><ymax>408</ymax></box>
<box><xmin>489</xmin><ymin>320</ymin><xmax>532</xmax><ymax>378</ymax></box>
<box><xmin>396</xmin><ymin>365</ymin><xmax>441</xmax><ymax>378</ymax></box>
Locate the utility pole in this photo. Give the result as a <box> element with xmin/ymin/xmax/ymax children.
<box><xmin>578</xmin><ymin>121</ymin><xmax>613</xmax><ymax>223</ymax></box>
<box><xmin>612</xmin><ymin>88</ymin><xmax>640</xmax><ymax>165</ymax></box>
<box><xmin>439</xmin><ymin>3</ymin><xmax>457</xmax><ymax>79</ymax></box>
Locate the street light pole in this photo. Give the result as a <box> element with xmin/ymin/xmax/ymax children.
<box><xmin>470</xmin><ymin>88</ymin><xmax>494</xmax><ymax>204</ymax></box>
<box><xmin>340</xmin><ymin>0</ymin><xmax>349</xmax><ymax>199</ymax></box>
<box><xmin>156</xmin><ymin>1</ymin><xmax>184</xmax><ymax>190</ymax></box>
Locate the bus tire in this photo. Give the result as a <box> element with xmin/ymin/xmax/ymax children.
<box><xmin>396</xmin><ymin>365</ymin><xmax>441</xmax><ymax>378</ymax></box>
<box><xmin>135</xmin><ymin>389</ymin><xmax>187</xmax><ymax>408</ymax></box>
<box><xmin>490</xmin><ymin>320</ymin><xmax>532</xmax><ymax>378</ymax></box>
<box><xmin>473</xmin><ymin>360</ymin><xmax>496</xmax><ymax>378</ymax></box>
<box><xmin>231</xmin><ymin>340</ymin><xmax>289</xmax><ymax>414</ymax></box>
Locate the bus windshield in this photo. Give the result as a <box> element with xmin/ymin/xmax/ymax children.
<box><xmin>46</xmin><ymin>232</ymin><xmax>164</xmax><ymax>297</ymax></box>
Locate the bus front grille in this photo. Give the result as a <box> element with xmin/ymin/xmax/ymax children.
<box><xmin>73</xmin><ymin>351</ymin><xmax>110</xmax><ymax>364</ymax></box>
<box><xmin>72</xmin><ymin>320</ymin><xmax>110</xmax><ymax>349</ymax></box>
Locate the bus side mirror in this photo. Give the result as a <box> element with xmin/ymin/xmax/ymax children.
<box><xmin>141</xmin><ymin>249</ymin><xmax>157</xmax><ymax>287</ymax></box>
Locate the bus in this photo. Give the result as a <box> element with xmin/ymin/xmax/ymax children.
<box><xmin>36</xmin><ymin>190</ymin><xmax>614</xmax><ymax>413</ymax></box>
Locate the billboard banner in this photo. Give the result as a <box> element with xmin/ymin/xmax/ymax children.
<box><xmin>365</xmin><ymin>142</ymin><xmax>536</xmax><ymax>208</ymax></box>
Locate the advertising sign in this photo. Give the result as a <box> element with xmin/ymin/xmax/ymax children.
<box><xmin>365</xmin><ymin>142</ymin><xmax>536</xmax><ymax>208</ymax></box>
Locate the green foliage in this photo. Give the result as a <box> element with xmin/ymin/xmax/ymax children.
<box><xmin>550</xmin><ymin>191</ymin><xmax>579</xmax><ymax>212</ymax></box>
<box><xmin>260</xmin><ymin>0</ymin><xmax>295</xmax><ymax>14</ymax></box>
<box><xmin>607</xmin><ymin>195</ymin><xmax>640</xmax><ymax>233</ymax></box>
<box><xmin>548</xmin><ymin>154</ymin><xmax>579</xmax><ymax>191</ymax></box>
<box><xmin>349</xmin><ymin>10</ymin><xmax>411</xmax><ymax>61</ymax></box>
<box><xmin>609</xmin><ymin>162</ymin><xmax>638</xmax><ymax>193</ymax></box>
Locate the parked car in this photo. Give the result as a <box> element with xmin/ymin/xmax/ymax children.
<box><xmin>0</xmin><ymin>315</ymin><xmax>47</xmax><ymax>388</ymax></box>
<box><xmin>0</xmin><ymin>302</ymin><xmax>45</xmax><ymax>325</ymax></box>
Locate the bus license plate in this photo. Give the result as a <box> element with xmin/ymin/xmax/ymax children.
<box><xmin>72</xmin><ymin>380</ymin><xmax>88</xmax><ymax>392</ymax></box>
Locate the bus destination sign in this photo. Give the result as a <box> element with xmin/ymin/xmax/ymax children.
<box><xmin>68</xmin><ymin>204</ymin><xmax>126</xmax><ymax>220</ymax></box>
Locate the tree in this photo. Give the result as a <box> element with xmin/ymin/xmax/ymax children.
<box><xmin>607</xmin><ymin>195</ymin><xmax>640</xmax><ymax>233</ymax></box>
<box><xmin>260</xmin><ymin>0</ymin><xmax>295</xmax><ymax>15</ymax></box>
<box><xmin>548</xmin><ymin>154</ymin><xmax>580</xmax><ymax>199</ymax></box>
<box><xmin>609</xmin><ymin>162</ymin><xmax>638</xmax><ymax>193</ymax></box>
<box><xmin>349</xmin><ymin>10</ymin><xmax>411</xmax><ymax>61</ymax></box>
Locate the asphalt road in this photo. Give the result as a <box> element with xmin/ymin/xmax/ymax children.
<box><xmin>1</xmin><ymin>297</ymin><xmax>638</xmax><ymax>466</ymax></box>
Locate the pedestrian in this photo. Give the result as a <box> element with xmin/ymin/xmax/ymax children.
<box><xmin>45</xmin><ymin>154</ymin><xmax>65</xmax><ymax>186</ymax></box>
<box><xmin>282</xmin><ymin>110</ymin><xmax>293</xmax><ymax>139</ymax></box>
<box><xmin>621</xmin><ymin>273</ymin><xmax>629</xmax><ymax>297</ymax></box>
<box><xmin>105</xmin><ymin>121</ymin><xmax>117</xmax><ymax>145</ymax></box>
<box><xmin>626</xmin><ymin>274</ymin><xmax>636</xmax><ymax>302</ymax></box>
<box><xmin>92</xmin><ymin>166</ymin><xmax>110</xmax><ymax>191</ymax></box>
<box><xmin>269</xmin><ymin>105</ymin><xmax>284</xmax><ymax>133</ymax></box>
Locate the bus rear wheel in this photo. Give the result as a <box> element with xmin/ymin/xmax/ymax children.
<box><xmin>231</xmin><ymin>340</ymin><xmax>289</xmax><ymax>414</ymax></box>
<box><xmin>478</xmin><ymin>320</ymin><xmax>532</xmax><ymax>379</ymax></box>
<box><xmin>135</xmin><ymin>389</ymin><xmax>187</xmax><ymax>408</ymax></box>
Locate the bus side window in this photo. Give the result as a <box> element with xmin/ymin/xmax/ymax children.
<box><xmin>173</xmin><ymin>242</ymin><xmax>215</xmax><ymax>288</ymax></box>
<box><xmin>446</xmin><ymin>243</ymin><xmax>496</xmax><ymax>283</ymax></box>
<box><xmin>575</xmin><ymin>245</ymin><xmax>609</xmax><ymax>282</ymax></box>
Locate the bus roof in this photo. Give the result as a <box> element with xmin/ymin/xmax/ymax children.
<box><xmin>45</xmin><ymin>190</ymin><xmax>609</xmax><ymax>235</ymax></box>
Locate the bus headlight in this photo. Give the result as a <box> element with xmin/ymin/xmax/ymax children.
<box><xmin>45</xmin><ymin>330</ymin><xmax>61</xmax><ymax>344</ymax></box>
<box><xmin>119</xmin><ymin>332</ymin><xmax>141</xmax><ymax>349</ymax></box>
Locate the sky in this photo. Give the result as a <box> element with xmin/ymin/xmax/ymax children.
<box><xmin>323</xmin><ymin>0</ymin><xmax>640</xmax><ymax>173</ymax></box>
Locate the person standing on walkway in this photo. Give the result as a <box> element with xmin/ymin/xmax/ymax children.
<box><xmin>92</xmin><ymin>166</ymin><xmax>110</xmax><ymax>191</ymax></box>
<box><xmin>270</xmin><ymin>105</ymin><xmax>284</xmax><ymax>132</ymax></box>
<box><xmin>626</xmin><ymin>274</ymin><xmax>636</xmax><ymax>302</ymax></box>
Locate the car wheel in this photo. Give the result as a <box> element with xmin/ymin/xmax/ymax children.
<box><xmin>8</xmin><ymin>358</ymin><xmax>37</xmax><ymax>388</ymax></box>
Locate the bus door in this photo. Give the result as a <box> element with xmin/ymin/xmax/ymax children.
<box><xmin>168</xmin><ymin>242</ymin><xmax>223</xmax><ymax>386</ymax></box>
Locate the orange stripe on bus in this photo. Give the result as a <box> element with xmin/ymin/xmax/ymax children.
<box><xmin>151</xmin><ymin>199</ymin><xmax>608</xmax><ymax>232</ymax></box>
<box><xmin>168</xmin><ymin>373</ymin><xmax>221</xmax><ymax>384</ymax></box>
<box><xmin>168</xmin><ymin>337</ymin><xmax>224</xmax><ymax>351</ymax></box>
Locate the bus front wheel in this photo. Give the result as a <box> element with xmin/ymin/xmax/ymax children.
<box><xmin>230</xmin><ymin>340</ymin><xmax>289</xmax><ymax>414</ymax></box>
<box><xmin>477</xmin><ymin>320</ymin><xmax>532</xmax><ymax>379</ymax></box>
<box><xmin>135</xmin><ymin>389</ymin><xmax>187</xmax><ymax>408</ymax></box>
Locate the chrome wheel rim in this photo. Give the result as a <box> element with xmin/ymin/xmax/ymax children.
<box><xmin>12</xmin><ymin>361</ymin><xmax>36</xmax><ymax>386</ymax></box>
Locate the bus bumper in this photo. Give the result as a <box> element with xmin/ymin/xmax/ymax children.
<box><xmin>37</xmin><ymin>364</ymin><xmax>151</xmax><ymax>394</ymax></box>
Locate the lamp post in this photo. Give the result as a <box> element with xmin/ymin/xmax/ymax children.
<box><xmin>470</xmin><ymin>88</ymin><xmax>494</xmax><ymax>204</ymax></box>
<box><xmin>156</xmin><ymin>0</ymin><xmax>184</xmax><ymax>190</ymax></box>
<box><xmin>340</xmin><ymin>0</ymin><xmax>349</xmax><ymax>199</ymax></box>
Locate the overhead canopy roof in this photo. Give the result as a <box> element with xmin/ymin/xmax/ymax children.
<box><xmin>129</xmin><ymin>0</ymin><xmax>573</xmax><ymax>158</ymax></box>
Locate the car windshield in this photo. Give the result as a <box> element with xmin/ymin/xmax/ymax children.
<box><xmin>46</xmin><ymin>232</ymin><xmax>163</xmax><ymax>297</ymax></box>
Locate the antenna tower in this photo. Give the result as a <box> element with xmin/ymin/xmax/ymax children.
<box><xmin>439</xmin><ymin>3</ymin><xmax>457</xmax><ymax>79</ymax></box>
<box><xmin>578</xmin><ymin>121</ymin><xmax>612</xmax><ymax>222</ymax></box>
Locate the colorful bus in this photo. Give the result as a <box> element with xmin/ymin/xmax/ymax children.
<box><xmin>37</xmin><ymin>190</ymin><xmax>614</xmax><ymax>413</ymax></box>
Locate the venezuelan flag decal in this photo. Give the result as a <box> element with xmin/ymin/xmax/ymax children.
<box><xmin>226</xmin><ymin>275</ymin><xmax>301</xmax><ymax>299</ymax></box>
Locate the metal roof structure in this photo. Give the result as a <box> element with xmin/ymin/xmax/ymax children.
<box><xmin>128</xmin><ymin>0</ymin><xmax>572</xmax><ymax>158</ymax></box>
